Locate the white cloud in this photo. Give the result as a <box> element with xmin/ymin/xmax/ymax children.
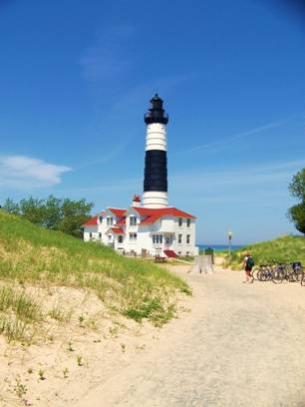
<box><xmin>0</xmin><ymin>155</ymin><xmax>71</xmax><ymax>189</ymax></box>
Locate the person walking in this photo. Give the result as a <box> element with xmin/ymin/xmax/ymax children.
<box><xmin>243</xmin><ymin>253</ymin><xmax>254</xmax><ymax>283</ymax></box>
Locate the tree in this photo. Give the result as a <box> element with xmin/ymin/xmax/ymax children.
<box><xmin>58</xmin><ymin>198</ymin><xmax>94</xmax><ymax>238</ymax></box>
<box><xmin>288</xmin><ymin>203</ymin><xmax>305</xmax><ymax>235</ymax></box>
<box><xmin>289</xmin><ymin>168</ymin><xmax>305</xmax><ymax>202</ymax></box>
<box><xmin>19</xmin><ymin>197</ymin><xmax>45</xmax><ymax>225</ymax></box>
<box><xmin>43</xmin><ymin>195</ymin><xmax>62</xmax><ymax>230</ymax></box>
<box><xmin>288</xmin><ymin>169</ymin><xmax>305</xmax><ymax>235</ymax></box>
<box><xmin>2</xmin><ymin>198</ymin><xmax>20</xmax><ymax>215</ymax></box>
<box><xmin>1</xmin><ymin>195</ymin><xmax>93</xmax><ymax>238</ymax></box>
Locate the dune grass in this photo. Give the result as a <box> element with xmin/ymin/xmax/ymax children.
<box><xmin>0</xmin><ymin>286</ymin><xmax>41</xmax><ymax>342</ymax></box>
<box><xmin>226</xmin><ymin>235</ymin><xmax>305</xmax><ymax>269</ymax></box>
<box><xmin>0</xmin><ymin>210</ymin><xmax>190</xmax><ymax>338</ymax></box>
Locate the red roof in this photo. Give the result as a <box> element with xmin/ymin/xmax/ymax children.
<box><xmin>110</xmin><ymin>227</ymin><xmax>124</xmax><ymax>235</ymax></box>
<box><xmin>83</xmin><ymin>216</ymin><xmax>98</xmax><ymax>227</ymax></box>
<box><xmin>109</xmin><ymin>208</ymin><xmax>126</xmax><ymax>218</ymax></box>
<box><xmin>83</xmin><ymin>207</ymin><xmax>195</xmax><ymax>228</ymax></box>
<box><xmin>132</xmin><ymin>207</ymin><xmax>195</xmax><ymax>225</ymax></box>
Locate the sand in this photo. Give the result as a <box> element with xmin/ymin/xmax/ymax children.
<box><xmin>2</xmin><ymin>262</ymin><xmax>305</xmax><ymax>406</ymax></box>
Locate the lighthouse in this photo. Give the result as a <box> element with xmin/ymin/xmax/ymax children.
<box><xmin>83</xmin><ymin>94</ymin><xmax>198</xmax><ymax>257</ymax></box>
<box><xmin>142</xmin><ymin>94</ymin><xmax>169</xmax><ymax>208</ymax></box>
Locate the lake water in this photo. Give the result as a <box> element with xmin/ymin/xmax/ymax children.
<box><xmin>198</xmin><ymin>244</ymin><xmax>245</xmax><ymax>252</ymax></box>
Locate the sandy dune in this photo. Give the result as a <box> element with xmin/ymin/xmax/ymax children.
<box><xmin>77</xmin><ymin>265</ymin><xmax>305</xmax><ymax>407</ymax></box>
<box><xmin>2</xmin><ymin>263</ymin><xmax>305</xmax><ymax>406</ymax></box>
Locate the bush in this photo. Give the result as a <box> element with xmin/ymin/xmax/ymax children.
<box><xmin>2</xmin><ymin>195</ymin><xmax>93</xmax><ymax>238</ymax></box>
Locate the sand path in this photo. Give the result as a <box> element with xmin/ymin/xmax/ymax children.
<box><xmin>77</xmin><ymin>266</ymin><xmax>305</xmax><ymax>407</ymax></box>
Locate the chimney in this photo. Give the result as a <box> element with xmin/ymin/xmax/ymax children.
<box><xmin>132</xmin><ymin>194</ymin><xmax>141</xmax><ymax>207</ymax></box>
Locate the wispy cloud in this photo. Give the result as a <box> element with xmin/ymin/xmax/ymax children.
<box><xmin>112</xmin><ymin>72</ymin><xmax>196</xmax><ymax>112</ymax></box>
<box><xmin>171</xmin><ymin>159</ymin><xmax>305</xmax><ymax>190</ymax></box>
<box><xmin>0</xmin><ymin>155</ymin><xmax>71</xmax><ymax>189</ymax></box>
<box><xmin>57</xmin><ymin>159</ymin><xmax>305</xmax><ymax>206</ymax></box>
<box><xmin>76</xmin><ymin>140</ymin><xmax>133</xmax><ymax>170</ymax></box>
<box><xmin>182</xmin><ymin>114</ymin><xmax>300</xmax><ymax>155</ymax></box>
<box><xmin>56</xmin><ymin>176</ymin><xmax>140</xmax><ymax>195</ymax></box>
<box><xmin>79</xmin><ymin>25</ymin><xmax>134</xmax><ymax>82</ymax></box>
<box><xmin>76</xmin><ymin>72</ymin><xmax>195</xmax><ymax>170</ymax></box>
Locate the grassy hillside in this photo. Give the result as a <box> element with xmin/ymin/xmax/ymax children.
<box><xmin>0</xmin><ymin>210</ymin><xmax>190</xmax><ymax>341</ymax></box>
<box><xmin>227</xmin><ymin>235</ymin><xmax>305</xmax><ymax>269</ymax></box>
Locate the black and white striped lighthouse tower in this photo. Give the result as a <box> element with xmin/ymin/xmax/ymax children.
<box><xmin>143</xmin><ymin>94</ymin><xmax>169</xmax><ymax>208</ymax></box>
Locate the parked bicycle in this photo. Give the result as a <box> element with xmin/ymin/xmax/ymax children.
<box><xmin>255</xmin><ymin>262</ymin><xmax>303</xmax><ymax>284</ymax></box>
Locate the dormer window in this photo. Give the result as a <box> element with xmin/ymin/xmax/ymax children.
<box><xmin>107</xmin><ymin>217</ymin><xmax>113</xmax><ymax>226</ymax></box>
<box><xmin>99</xmin><ymin>216</ymin><xmax>103</xmax><ymax>223</ymax></box>
<box><xmin>129</xmin><ymin>216</ymin><xmax>137</xmax><ymax>226</ymax></box>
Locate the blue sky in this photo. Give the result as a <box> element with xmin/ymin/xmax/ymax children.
<box><xmin>0</xmin><ymin>0</ymin><xmax>304</xmax><ymax>244</ymax></box>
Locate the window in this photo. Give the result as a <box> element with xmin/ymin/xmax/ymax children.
<box><xmin>129</xmin><ymin>233</ymin><xmax>137</xmax><ymax>241</ymax></box>
<box><xmin>152</xmin><ymin>234</ymin><xmax>163</xmax><ymax>244</ymax></box>
<box><xmin>99</xmin><ymin>216</ymin><xmax>103</xmax><ymax>223</ymax></box>
<box><xmin>186</xmin><ymin>234</ymin><xmax>191</xmax><ymax>244</ymax></box>
<box><xmin>129</xmin><ymin>216</ymin><xmax>137</xmax><ymax>226</ymax></box>
<box><xmin>89</xmin><ymin>232</ymin><xmax>92</xmax><ymax>239</ymax></box>
<box><xmin>187</xmin><ymin>219</ymin><xmax>191</xmax><ymax>227</ymax></box>
<box><xmin>118</xmin><ymin>235</ymin><xmax>123</xmax><ymax>243</ymax></box>
<box><xmin>178</xmin><ymin>218</ymin><xmax>183</xmax><ymax>227</ymax></box>
<box><xmin>178</xmin><ymin>234</ymin><xmax>182</xmax><ymax>244</ymax></box>
<box><xmin>107</xmin><ymin>217</ymin><xmax>113</xmax><ymax>226</ymax></box>
<box><xmin>99</xmin><ymin>232</ymin><xmax>102</xmax><ymax>239</ymax></box>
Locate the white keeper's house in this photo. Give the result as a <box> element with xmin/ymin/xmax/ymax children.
<box><xmin>83</xmin><ymin>95</ymin><xmax>198</xmax><ymax>258</ymax></box>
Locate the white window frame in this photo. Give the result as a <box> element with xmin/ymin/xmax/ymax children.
<box><xmin>129</xmin><ymin>233</ymin><xmax>137</xmax><ymax>241</ymax></box>
<box><xmin>152</xmin><ymin>234</ymin><xmax>163</xmax><ymax>244</ymax></box>
<box><xmin>129</xmin><ymin>216</ymin><xmax>137</xmax><ymax>226</ymax></box>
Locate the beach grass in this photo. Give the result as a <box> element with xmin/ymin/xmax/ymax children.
<box><xmin>226</xmin><ymin>235</ymin><xmax>305</xmax><ymax>268</ymax></box>
<box><xmin>0</xmin><ymin>210</ymin><xmax>190</xmax><ymax>341</ymax></box>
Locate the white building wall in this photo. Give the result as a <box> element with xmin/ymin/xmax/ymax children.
<box><xmin>83</xmin><ymin>208</ymin><xmax>198</xmax><ymax>257</ymax></box>
<box><xmin>172</xmin><ymin>218</ymin><xmax>197</xmax><ymax>256</ymax></box>
<box><xmin>83</xmin><ymin>226</ymin><xmax>99</xmax><ymax>242</ymax></box>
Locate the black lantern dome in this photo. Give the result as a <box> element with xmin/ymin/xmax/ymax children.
<box><xmin>144</xmin><ymin>94</ymin><xmax>169</xmax><ymax>125</ymax></box>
